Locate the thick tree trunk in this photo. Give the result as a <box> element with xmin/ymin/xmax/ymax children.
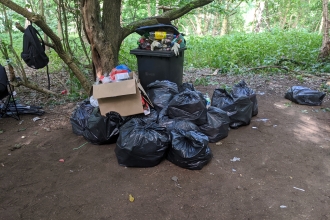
<box><xmin>0</xmin><ymin>0</ymin><xmax>214</xmax><ymax>94</ymax></box>
<box><xmin>319</xmin><ymin>0</ymin><xmax>330</xmax><ymax>60</ymax></box>
<box><xmin>81</xmin><ymin>0</ymin><xmax>215</xmax><ymax>78</ymax></box>
<box><xmin>81</xmin><ymin>0</ymin><xmax>122</xmax><ymax>79</ymax></box>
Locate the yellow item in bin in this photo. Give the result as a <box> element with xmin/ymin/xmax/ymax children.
<box><xmin>155</xmin><ymin>31</ymin><xmax>166</xmax><ymax>39</ymax></box>
<box><xmin>149</xmin><ymin>31</ymin><xmax>174</xmax><ymax>40</ymax></box>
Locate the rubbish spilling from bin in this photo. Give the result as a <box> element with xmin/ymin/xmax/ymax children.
<box><xmin>135</xmin><ymin>24</ymin><xmax>186</xmax><ymax>53</ymax></box>
<box><xmin>71</xmin><ymin>68</ymin><xmax>261</xmax><ymax>170</ymax></box>
<box><xmin>130</xmin><ymin>23</ymin><xmax>186</xmax><ymax>89</ymax></box>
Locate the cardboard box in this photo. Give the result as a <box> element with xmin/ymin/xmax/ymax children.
<box><xmin>93</xmin><ymin>77</ymin><xmax>151</xmax><ymax>117</ymax></box>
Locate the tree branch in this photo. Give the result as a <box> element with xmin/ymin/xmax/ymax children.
<box><xmin>122</xmin><ymin>0</ymin><xmax>214</xmax><ymax>37</ymax></box>
<box><xmin>245</xmin><ymin>65</ymin><xmax>289</xmax><ymax>72</ymax></box>
<box><xmin>15</xmin><ymin>22</ymin><xmax>55</xmax><ymax>49</ymax></box>
<box><xmin>11</xmin><ymin>80</ymin><xmax>59</xmax><ymax>96</ymax></box>
<box><xmin>0</xmin><ymin>0</ymin><xmax>92</xmax><ymax>93</ymax></box>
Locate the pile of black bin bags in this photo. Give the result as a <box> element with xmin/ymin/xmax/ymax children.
<box><xmin>70</xmin><ymin>80</ymin><xmax>258</xmax><ymax>170</ymax></box>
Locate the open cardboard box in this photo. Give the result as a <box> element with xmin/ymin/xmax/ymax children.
<box><xmin>93</xmin><ymin>72</ymin><xmax>152</xmax><ymax>116</ymax></box>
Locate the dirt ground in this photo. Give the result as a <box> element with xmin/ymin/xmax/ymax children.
<box><xmin>0</xmin><ymin>71</ymin><xmax>330</xmax><ymax>220</ymax></box>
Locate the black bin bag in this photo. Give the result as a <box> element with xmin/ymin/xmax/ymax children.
<box><xmin>167</xmin><ymin>90</ymin><xmax>208</xmax><ymax>125</ymax></box>
<box><xmin>211</xmin><ymin>88</ymin><xmax>253</xmax><ymax>129</ymax></box>
<box><xmin>284</xmin><ymin>86</ymin><xmax>326</xmax><ymax>106</ymax></box>
<box><xmin>158</xmin><ymin>106</ymin><xmax>201</xmax><ymax>133</ymax></box>
<box><xmin>82</xmin><ymin>108</ymin><xmax>123</xmax><ymax>145</ymax></box>
<box><xmin>232</xmin><ymin>80</ymin><xmax>258</xmax><ymax>116</ymax></box>
<box><xmin>159</xmin><ymin>118</ymin><xmax>201</xmax><ymax>134</ymax></box>
<box><xmin>115</xmin><ymin>118</ymin><xmax>170</xmax><ymax>167</ymax></box>
<box><xmin>199</xmin><ymin>106</ymin><xmax>230</xmax><ymax>143</ymax></box>
<box><xmin>70</xmin><ymin>99</ymin><xmax>95</xmax><ymax>136</ymax></box>
<box><xmin>178</xmin><ymin>82</ymin><xmax>195</xmax><ymax>92</ymax></box>
<box><xmin>178</xmin><ymin>82</ymin><xmax>207</xmax><ymax>105</ymax></box>
<box><xmin>167</xmin><ymin>129</ymin><xmax>212</xmax><ymax>170</ymax></box>
<box><xmin>125</xmin><ymin>108</ymin><xmax>159</xmax><ymax>124</ymax></box>
<box><xmin>146</xmin><ymin>80</ymin><xmax>179</xmax><ymax>111</ymax></box>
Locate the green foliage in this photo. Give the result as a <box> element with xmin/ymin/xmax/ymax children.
<box><xmin>194</xmin><ymin>76</ymin><xmax>219</xmax><ymax>86</ymax></box>
<box><xmin>119</xmin><ymin>33</ymin><xmax>139</xmax><ymax>70</ymax></box>
<box><xmin>184</xmin><ymin>30</ymin><xmax>323</xmax><ymax>74</ymax></box>
<box><xmin>320</xmin><ymin>83</ymin><xmax>330</xmax><ymax>93</ymax></box>
<box><xmin>194</xmin><ymin>77</ymin><xmax>210</xmax><ymax>86</ymax></box>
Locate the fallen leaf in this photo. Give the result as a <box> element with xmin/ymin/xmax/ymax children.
<box><xmin>129</xmin><ymin>194</ymin><xmax>134</xmax><ymax>202</ymax></box>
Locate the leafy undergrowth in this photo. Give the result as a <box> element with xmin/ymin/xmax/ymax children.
<box><xmin>1</xmin><ymin>30</ymin><xmax>329</xmax><ymax>106</ymax></box>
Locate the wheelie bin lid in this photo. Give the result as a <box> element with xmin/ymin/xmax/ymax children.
<box><xmin>135</xmin><ymin>24</ymin><xmax>181</xmax><ymax>36</ymax></box>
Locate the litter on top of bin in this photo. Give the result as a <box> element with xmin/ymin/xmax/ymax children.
<box><xmin>135</xmin><ymin>23</ymin><xmax>186</xmax><ymax>55</ymax></box>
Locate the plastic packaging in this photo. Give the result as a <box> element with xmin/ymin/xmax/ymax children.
<box><xmin>167</xmin><ymin>90</ymin><xmax>208</xmax><ymax>125</ymax></box>
<box><xmin>115</xmin><ymin>118</ymin><xmax>170</xmax><ymax>167</ymax></box>
<box><xmin>109</xmin><ymin>64</ymin><xmax>131</xmax><ymax>81</ymax></box>
<box><xmin>199</xmin><ymin>106</ymin><xmax>230</xmax><ymax>143</ymax></box>
<box><xmin>284</xmin><ymin>86</ymin><xmax>326</xmax><ymax>106</ymax></box>
<box><xmin>149</xmin><ymin>31</ymin><xmax>174</xmax><ymax>41</ymax></box>
<box><xmin>211</xmin><ymin>88</ymin><xmax>253</xmax><ymax>129</ymax></box>
<box><xmin>204</xmin><ymin>93</ymin><xmax>211</xmax><ymax>108</ymax></box>
<box><xmin>70</xmin><ymin>99</ymin><xmax>95</xmax><ymax>136</ymax></box>
<box><xmin>146</xmin><ymin>80</ymin><xmax>179</xmax><ymax>112</ymax></box>
<box><xmin>82</xmin><ymin>108</ymin><xmax>123</xmax><ymax>145</ymax></box>
<box><xmin>167</xmin><ymin>129</ymin><xmax>212</xmax><ymax>170</ymax></box>
<box><xmin>232</xmin><ymin>80</ymin><xmax>258</xmax><ymax>116</ymax></box>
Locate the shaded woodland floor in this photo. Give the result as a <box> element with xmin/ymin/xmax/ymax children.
<box><xmin>0</xmin><ymin>71</ymin><xmax>330</xmax><ymax>219</ymax></box>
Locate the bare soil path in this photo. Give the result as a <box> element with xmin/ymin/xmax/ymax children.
<box><xmin>0</xmin><ymin>72</ymin><xmax>330</xmax><ymax>220</ymax></box>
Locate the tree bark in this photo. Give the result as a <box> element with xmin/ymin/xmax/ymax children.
<box><xmin>254</xmin><ymin>1</ymin><xmax>265</xmax><ymax>33</ymax></box>
<box><xmin>220</xmin><ymin>16</ymin><xmax>228</xmax><ymax>36</ymax></box>
<box><xmin>319</xmin><ymin>0</ymin><xmax>330</xmax><ymax>60</ymax></box>
<box><xmin>0</xmin><ymin>0</ymin><xmax>93</xmax><ymax>93</ymax></box>
<box><xmin>81</xmin><ymin>0</ymin><xmax>215</xmax><ymax>78</ymax></box>
<box><xmin>0</xmin><ymin>0</ymin><xmax>215</xmax><ymax>94</ymax></box>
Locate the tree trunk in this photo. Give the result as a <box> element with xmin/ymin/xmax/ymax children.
<box><xmin>0</xmin><ymin>0</ymin><xmax>215</xmax><ymax>94</ymax></box>
<box><xmin>220</xmin><ymin>16</ymin><xmax>228</xmax><ymax>36</ymax></box>
<box><xmin>147</xmin><ymin>0</ymin><xmax>152</xmax><ymax>17</ymax></box>
<box><xmin>155</xmin><ymin>0</ymin><xmax>159</xmax><ymax>16</ymax></box>
<box><xmin>280</xmin><ymin>2</ymin><xmax>290</xmax><ymax>29</ymax></box>
<box><xmin>220</xmin><ymin>2</ymin><xmax>230</xmax><ymax>36</ymax></box>
<box><xmin>195</xmin><ymin>14</ymin><xmax>202</xmax><ymax>36</ymax></box>
<box><xmin>212</xmin><ymin>13</ymin><xmax>220</xmax><ymax>35</ymax></box>
<box><xmin>318</xmin><ymin>15</ymin><xmax>324</xmax><ymax>35</ymax></box>
<box><xmin>319</xmin><ymin>0</ymin><xmax>330</xmax><ymax>60</ymax></box>
<box><xmin>264</xmin><ymin>1</ymin><xmax>270</xmax><ymax>30</ymax></box>
<box><xmin>39</xmin><ymin>0</ymin><xmax>49</xmax><ymax>51</ymax></box>
<box><xmin>254</xmin><ymin>1</ymin><xmax>265</xmax><ymax>33</ymax></box>
<box><xmin>203</xmin><ymin>12</ymin><xmax>210</xmax><ymax>34</ymax></box>
<box><xmin>81</xmin><ymin>0</ymin><xmax>122</xmax><ymax>79</ymax></box>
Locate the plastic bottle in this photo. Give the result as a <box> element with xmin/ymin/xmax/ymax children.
<box><xmin>149</xmin><ymin>31</ymin><xmax>174</xmax><ymax>41</ymax></box>
<box><xmin>204</xmin><ymin>93</ymin><xmax>211</xmax><ymax>108</ymax></box>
